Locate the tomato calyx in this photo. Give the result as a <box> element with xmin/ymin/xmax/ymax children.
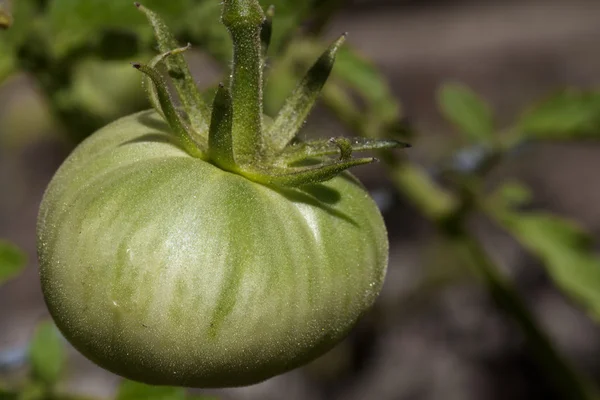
<box><xmin>133</xmin><ymin>0</ymin><xmax>409</xmax><ymax>187</ymax></box>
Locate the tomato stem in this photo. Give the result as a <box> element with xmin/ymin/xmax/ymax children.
<box><xmin>133</xmin><ymin>1</ymin><xmax>410</xmax><ymax>187</ymax></box>
<box><xmin>222</xmin><ymin>0</ymin><xmax>265</xmax><ymax>164</ymax></box>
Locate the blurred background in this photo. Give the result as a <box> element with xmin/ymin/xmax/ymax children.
<box><xmin>2</xmin><ymin>0</ymin><xmax>600</xmax><ymax>399</ymax></box>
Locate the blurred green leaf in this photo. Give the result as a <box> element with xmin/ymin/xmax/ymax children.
<box><xmin>29</xmin><ymin>321</ymin><xmax>65</xmax><ymax>386</ymax></box>
<box><xmin>0</xmin><ymin>0</ymin><xmax>37</xmax><ymax>47</ymax></box>
<box><xmin>14</xmin><ymin>383</ymin><xmax>45</xmax><ymax>400</ymax></box>
<box><xmin>496</xmin><ymin>180</ymin><xmax>533</xmax><ymax>207</ymax></box>
<box><xmin>518</xmin><ymin>90</ymin><xmax>600</xmax><ymax>140</ymax></box>
<box><xmin>116</xmin><ymin>381</ymin><xmax>186</xmax><ymax>400</ymax></box>
<box><xmin>0</xmin><ymin>38</ymin><xmax>16</xmax><ymax>84</ymax></box>
<box><xmin>494</xmin><ymin>210</ymin><xmax>600</xmax><ymax>321</ymax></box>
<box><xmin>438</xmin><ymin>82</ymin><xmax>494</xmax><ymax>143</ymax></box>
<box><xmin>47</xmin><ymin>0</ymin><xmax>193</xmax><ymax>57</ymax></box>
<box><xmin>0</xmin><ymin>240</ymin><xmax>26</xmax><ymax>285</ymax></box>
<box><xmin>334</xmin><ymin>46</ymin><xmax>403</xmax><ymax>136</ymax></box>
<box><xmin>0</xmin><ymin>0</ymin><xmax>37</xmax><ymax>84</ymax></box>
<box><xmin>0</xmin><ymin>3</ymin><xmax>11</xmax><ymax>29</ymax></box>
<box><xmin>0</xmin><ymin>387</ymin><xmax>18</xmax><ymax>400</ymax></box>
<box><xmin>66</xmin><ymin>58</ymin><xmax>148</xmax><ymax>120</ymax></box>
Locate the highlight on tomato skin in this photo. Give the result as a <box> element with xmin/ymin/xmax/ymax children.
<box><xmin>36</xmin><ymin>0</ymin><xmax>408</xmax><ymax>388</ymax></box>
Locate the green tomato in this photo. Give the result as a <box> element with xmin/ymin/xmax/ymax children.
<box><xmin>37</xmin><ymin>110</ymin><xmax>388</xmax><ymax>387</ymax></box>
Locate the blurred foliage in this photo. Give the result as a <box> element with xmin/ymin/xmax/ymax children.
<box><xmin>3</xmin><ymin>0</ymin><xmax>600</xmax><ymax>399</ymax></box>
<box><xmin>0</xmin><ymin>240</ymin><xmax>26</xmax><ymax>284</ymax></box>
<box><xmin>494</xmin><ymin>209</ymin><xmax>600</xmax><ymax>321</ymax></box>
<box><xmin>518</xmin><ymin>90</ymin><xmax>600</xmax><ymax>140</ymax></box>
<box><xmin>438</xmin><ymin>82</ymin><xmax>494</xmax><ymax>144</ymax></box>
<box><xmin>29</xmin><ymin>322</ymin><xmax>65</xmax><ymax>387</ymax></box>
<box><xmin>117</xmin><ymin>381</ymin><xmax>218</xmax><ymax>400</ymax></box>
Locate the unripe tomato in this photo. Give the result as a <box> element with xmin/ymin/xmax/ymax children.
<box><xmin>37</xmin><ymin>110</ymin><xmax>388</xmax><ymax>387</ymax></box>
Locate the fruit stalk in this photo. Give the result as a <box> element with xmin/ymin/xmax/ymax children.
<box><xmin>222</xmin><ymin>0</ymin><xmax>265</xmax><ymax>163</ymax></box>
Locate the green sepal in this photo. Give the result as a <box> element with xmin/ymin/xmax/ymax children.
<box><xmin>135</xmin><ymin>2</ymin><xmax>210</xmax><ymax>135</ymax></box>
<box><xmin>132</xmin><ymin>0</ymin><xmax>411</xmax><ymax>188</ymax></box>
<box><xmin>243</xmin><ymin>156</ymin><xmax>377</xmax><ymax>187</ymax></box>
<box><xmin>266</xmin><ymin>34</ymin><xmax>346</xmax><ymax>153</ymax></box>
<box><xmin>209</xmin><ymin>83</ymin><xmax>236</xmax><ymax>170</ymax></box>
<box><xmin>143</xmin><ymin>44</ymin><xmax>192</xmax><ymax>119</ymax></box>
<box><xmin>132</xmin><ymin>62</ymin><xmax>205</xmax><ymax>158</ymax></box>
<box><xmin>283</xmin><ymin>137</ymin><xmax>408</xmax><ymax>164</ymax></box>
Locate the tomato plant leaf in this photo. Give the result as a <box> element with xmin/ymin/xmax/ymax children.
<box><xmin>495</xmin><ymin>180</ymin><xmax>533</xmax><ymax>207</ymax></box>
<box><xmin>116</xmin><ymin>380</ymin><xmax>186</xmax><ymax>400</ymax></box>
<box><xmin>29</xmin><ymin>321</ymin><xmax>65</xmax><ymax>386</ymax></box>
<box><xmin>0</xmin><ymin>240</ymin><xmax>26</xmax><ymax>285</ymax></box>
<box><xmin>518</xmin><ymin>90</ymin><xmax>600</xmax><ymax>140</ymax></box>
<box><xmin>47</xmin><ymin>0</ymin><xmax>191</xmax><ymax>57</ymax></box>
<box><xmin>438</xmin><ymin>82</ymin><xmax>494</xmax><ymax>143</ymax></box>
<box><xmin>0</xmin><ymin>2</ymin><xmax>11</xmax><ymax>29</ymax></box>
<box><xmin>492</xmin><ymin>210</ymin><xmax>600</xmax><ymax>321</ymax></box>
<box><xmin>0</xmin><ymin>0</ymin><xmax>36</xmax><ymax>47</ymax></box>
<box><xmin>0</xmin><ymin>39</ymin><xmax>15</xmax><ymax>85</ymax></box>
<box><xmin>333</xmin><ymin>46</ymin><xmax>405</xmax><ymax>139</ymax></box>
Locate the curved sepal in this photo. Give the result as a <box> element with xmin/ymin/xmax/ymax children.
<box><xmin>132</xmin><ymin>62</ymin><xmax>206</xmax><ymax>158</ymax></box>
<box><xmin>282</xmin><ymin>137</ymin><xmax>409</xmax><ymax>164</ymax></box>
<box><xmin>135</xmin><ymin>3</ymin><xmax>210</xmax><ymax>135</ymax></box>
<box><xmin>143</xmin><ymin>44</ymin><xmax>192</xmax><ymax>119</ymax></box>
<box><xmin>266</xmin><ymin>34</ymin><xmax>346</xmax><ymax>153</ymax></box>
<box><xmin>242</xmin><ymin>157</ymin><xmax>377</xmax><ymax>187</ymax></box>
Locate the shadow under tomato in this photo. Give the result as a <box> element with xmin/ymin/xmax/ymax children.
<box><xmin>136</xmin><ymin>109</ymin><xmax>171</xmax><ymax>132</ymax></box>
<box><xmin>279</xmin><ymin>185</ymin><xmax>358</xmax><ymax>227</ymax></box>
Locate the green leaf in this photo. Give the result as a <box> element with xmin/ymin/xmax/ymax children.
<box><xmin>0</xmin><ymin>39</ymin><xmax>16</xmax><ymax>84</ymax></box>
<box><xmin>14</xmin><ymin>383</ymin><xmax>45</xmax><ymax>400</ymax></box>
<box><xmin>29</xmin><ymin>321</ymin><xmax>65</xmax><ymax>386</ymax></box>
<box><xmin>495</xmin><ymin>180</ymin><xmax>533</xmax><ymax>207</ymax></box>
<box><xmin>47</xmin><ymin>0</ymin><xmax>192</xmax><ymax>57</ymax></box>
<box><xmin>0</xmin><ymin>387</ymin><xmax>18</xmax><ymax>400</ymax></box>
<box><xmin>116</xmin><ymin>380</ymin><xmax>186</xmax><ymax>400</ymax></box>
<box><xmin>0</xmin><ymin>3</ymin><xmax>11</xmax><ymax>29</ymax></box>
<box><xmin>0</xmin><ymin>240</ymin><xmax>26</xmax><ymax>285</ymax></box>
<box><xmin>1</xmin><ymin>0</ymin><xmax>37</xmax><ymax>47</ymax></box>
<box><xmin>333</xmin><ymin>46</ymin><xmax>404</xmax><ymax>138</ymax></box>
<box><xmin>438</xmin><ymin>82</ymin><xmax>494</xmax><ymax>143</ymax></box>
<box><xmin>494</xmin><ymin>210</ymin><xmax>600</xmax><ymax>321</ymax></box>
<box><xmin>518</xmin><ymin>90</ymin><xmax>600</xmax><ymax>140</ymax></box>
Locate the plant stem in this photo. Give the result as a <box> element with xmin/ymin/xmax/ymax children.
<box><xmin>222</xmin><ymin>0</ymin><xmax>265</xmax><ymax>162</ymax></box>
<box><xmin>322</xmin><ymin>83</ymin><xmax>599</xmax><ymax>399</ymax></box>
<box><xmin>455</xmin><ymin>231</ymin><xmax>599</xmax><ymax>400</ymax></box>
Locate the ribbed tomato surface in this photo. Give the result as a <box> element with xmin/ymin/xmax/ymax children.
<box><xmin>37</xmin><ymin>110</ymin><xmax>388</xmax><ymax>387</ymax></box>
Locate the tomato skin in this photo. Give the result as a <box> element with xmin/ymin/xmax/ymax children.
<box><xmin>37</xmin><ymin>110</ymin><xmax>388</xmax><ymax>388</ymax></box>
